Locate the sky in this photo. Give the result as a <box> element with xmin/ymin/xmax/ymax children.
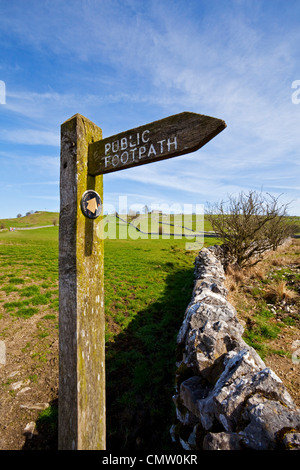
<box><xmin>0</xmin><ymin>0</ymin><xmax>299</xmax><ymax>219</ymax></box>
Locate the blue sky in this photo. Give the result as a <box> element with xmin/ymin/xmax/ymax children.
<box><xmin>0</xmin><ymin>0</ymin><xmax>299</xmax><ymax>218</ymax></box>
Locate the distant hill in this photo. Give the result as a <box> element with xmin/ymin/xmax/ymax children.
<box><xmin>0</xmin><ymin>211</ymin><xmax>59</xmax><ymax>229</ymax></box>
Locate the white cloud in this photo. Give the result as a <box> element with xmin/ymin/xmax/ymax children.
<box><xmin>0</xmin><ymin>0</ymin><xmax>299</xmax><ymax>218</ymax></box>
<box><xmin>0</xmin><ymin>151</ymin><xmax>59</xmax><ymax>175</ymax></box>
<box><xmin>105</xmin><ymin>159</ymin><xmax>242</xmax><ymax>197</ymax></box>
<box><xmin>29</xmin><ymin>195</ymin><xmax>59</xmax><ymax>201</ymax></box>
<box><xmin>0</xmin><ymin>125</ymin><xmax>60</xmax><ymax>146</ymax></box>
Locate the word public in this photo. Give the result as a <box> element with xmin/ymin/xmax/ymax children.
<box><xmin>103</xmin><ymin>130</ymin><xmax>178</xmax><ymax>170</ymax></box>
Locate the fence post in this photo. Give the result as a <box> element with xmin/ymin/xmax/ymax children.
<box><xmin>58</xmin><ymin>114</ymin><xmax>105</xmax><ymax>450</ymax></box>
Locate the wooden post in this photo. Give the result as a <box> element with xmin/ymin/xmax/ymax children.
<box><xmin>59</xmin><ymin>114</ymin><xmax>105</xmax><ymax>450</ymax></box>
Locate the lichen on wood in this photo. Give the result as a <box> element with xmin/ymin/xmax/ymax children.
<box><xmin>59</xmin><ymin>114</ymin><xmax>105</xmax><ymax>450</ymax></box>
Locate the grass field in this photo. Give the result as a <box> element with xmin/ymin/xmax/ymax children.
<box><xmin>0</xmin><ymin>215</ymin><xmax>220</xmax><ymax>450</ymax></box>
<box><xmin>1</xmin><ymin>211</ymin><xmax>299</xmax><ymax>450</ymax></box>
<box><xmin>0</xmin><ymin>211</ymin><xmax>59</xmax><ymax>229</ymax></box>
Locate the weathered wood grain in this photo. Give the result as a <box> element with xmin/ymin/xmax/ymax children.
<box><xmin>88</xmin><ymin>112</ymin><xmax>226</xmax><ymax>175</ymax></box>
<box><xmin>59</xmin><ymin>114</ymin><xmax>105</xmax><ymax>450</ymax></box>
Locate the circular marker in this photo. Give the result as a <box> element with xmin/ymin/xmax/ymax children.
<box><xmin>81</xmin><ymin>190</ymin><xmax>102</xmax><ymax>219</ymax></box>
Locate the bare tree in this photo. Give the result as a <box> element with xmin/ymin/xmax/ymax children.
<box><xmin>263</xmin><ymin>215</ymin><xmax>298</xmax><ymax>251</ymax></box>
<box><xmin>206</xmin><ymin>191</ymin><xmax>293</xmax><ymax>269</ymax></box>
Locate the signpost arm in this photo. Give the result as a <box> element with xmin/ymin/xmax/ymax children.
<box><xmin>88</xmin><ymin>112</ymin><xmax>226</xmax><ymax>176</ymax></box>
<box><xmin>59</xmin><ymin>114</ymin><xmax>105</xmax><ymax>450</ymax></box>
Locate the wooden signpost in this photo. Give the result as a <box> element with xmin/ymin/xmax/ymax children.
<box><xmin>59</xmin><ymin>111</ymin><xmax>226</xmax><ymax>450</ymax></box>
<box><xmin>88</xmin><ymin>112</ymin><xmax>226</xmax><ymax>175</ymax></box>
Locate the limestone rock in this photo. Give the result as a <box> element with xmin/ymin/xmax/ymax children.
<box><xmin>0</xmin><ymin>341</ymin><xmax>6</xmax><ymax>365</ymax></box>
<box><xmin>172</xmin><ymin>245</ymin><xmax>300</xmax><ymax>450</ymax></box>
<box><xmin>282</xmin><ymin>432</ymin><xmax>300</xmax><ymax>450</ymax></box>
<box><xmin>203</xmin><ymin>432</ymin><xmax>242</xmax><ymax>450</ymax></box>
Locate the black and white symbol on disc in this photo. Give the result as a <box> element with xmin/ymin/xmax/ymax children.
<box><xmin>81</xmin><ymin>190</ymin><xmax>102</xmax><ymax>219</ymax></box>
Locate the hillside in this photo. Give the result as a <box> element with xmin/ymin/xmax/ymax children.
<box><xmin>0</xmin><ymin>212</ymin><xmax>213</xmax><ymax>235</ymax></box>
<box><xmin>225</xmin><ymin>238</ymin><xmax>300</xmax><ymax>406</ymax></box>
<box><xmin>0</xmin><ymin>212</ymin><xmax>59</xmax><ymax>229</ymax></box>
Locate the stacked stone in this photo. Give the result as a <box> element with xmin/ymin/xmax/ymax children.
<box><xmin>171</xmin><ymin>246</ymin><xmax>300</xmax><ymax>450</ymax></box>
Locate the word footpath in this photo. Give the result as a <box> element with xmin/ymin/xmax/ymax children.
<box><xmin>88</xmin><ymin>112</ymin><xmax>226</xmax><ymax>175</ymax></box>
<box><xmin>103</xmin><ymin>129</ymin><xmax>178</xmax><ymax>171</ymax></box>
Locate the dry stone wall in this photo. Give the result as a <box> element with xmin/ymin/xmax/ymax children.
<box><xmin>171</xmin><ymin>246</ymin><xmax>300</xmax><ymax>450</ymax></box>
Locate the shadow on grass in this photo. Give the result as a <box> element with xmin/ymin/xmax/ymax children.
<box><xmin>22</xmin><ymin>398</ymin><xmax>58</xmax><ymax>450</ymax></box>
<box><xmin>22</xmin><ymin>266</ymin><xmax>194</xmax><ymax>451</ymax></box>
<box><xmin>105</xmin><ymin>266</ymin><xmax>194</xmax><ymax>452</ymax></box>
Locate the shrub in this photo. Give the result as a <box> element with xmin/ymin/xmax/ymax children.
<box><xmin>206</xmin><ymin>191</ymin><xmax>294</xmax><ymax>268</ymax></box>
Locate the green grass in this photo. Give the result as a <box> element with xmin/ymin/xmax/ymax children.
<box><xmin>3</xmin><ymin>300</ymin><xmax>30</xmax><ymax>311</ymax></box>
<box><xmin>31</xmin><ymin>293</ymin><xmax>52</xmax><ymax>305</ymax></box>
<box><xmin>103</xmin><ymin>235</ymin><xmax>209</xmax><ymax>450</ymax></box>
<box><xmin>270</xmin><ymin>267</ymin><xmax>300</xmax><ymax>285</ymax></box>
<box><xmin>226</xmin><ymin>237</ymin><xmax>299</xmax><ymax>363</ymax></box>
<box><xmin>8</xmin><ymin>277</ymin><xmax>25</xmax><ymax>285</ymax></box>
<box><xmin>0</xmin><ymin>211</ymin><xmax>59</xmax><ymax>229</ymax></box>
<box><xmin>36</xmin><ymin>400</ymin><xmax>59</xmax><ymax>450</ymax></box>
<box><xmin>14</xmin><ymin>306</ymin><xmax>39</xmax><ymax>318</ymax></box>
<box><xmin>0</xmin><ymin>218</ymin><xmax>220</xmax><ymax>451</ymax></box>
<box><xmin>20</xmin><ymin>285</ymin><xmax>40</xmax><ymax>297</ymax></box>
<box><xmin>242</xmin><ymin>296</ymin><xmax>283</xmax><ymax>357</ymax></box>
<box><xmin>0</xmin><ymin>227</ymin><xmax>59</xmax><ymax>324</ymax></box>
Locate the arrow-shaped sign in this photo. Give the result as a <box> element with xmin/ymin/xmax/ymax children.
<box><xmin>88</xmin><ymin>112</ymin><xmax>226</xmax><ymax>176</ymax></box>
